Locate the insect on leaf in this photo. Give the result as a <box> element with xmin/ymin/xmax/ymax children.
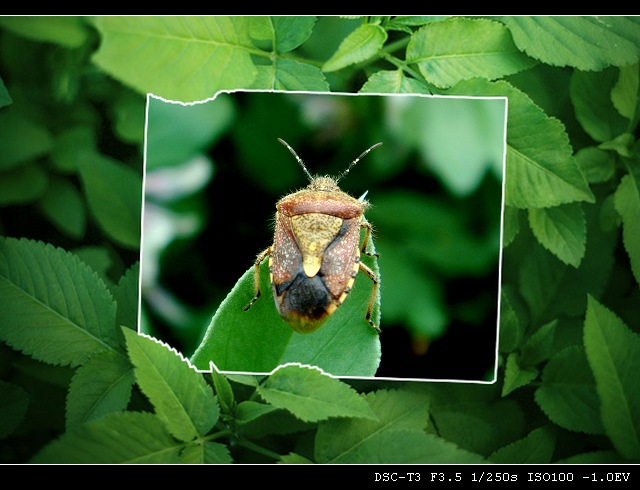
<box><xmin>190</xmin><ymin>232</ymin><xmax>381</xmax><ymax>378</ymax></box>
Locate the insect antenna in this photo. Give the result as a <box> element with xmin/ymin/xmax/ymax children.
<box><xmin>337</xmin><ymin>142</ymin><xmax>383</xmax><ymax>183</ymax></box>
<box><xmin>277</xmin><ymin>138</ymin><xmax>313</xmax><ymax>182</ymax></box>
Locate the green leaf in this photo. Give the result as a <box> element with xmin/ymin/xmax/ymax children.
<box><xmin>614</xmin><ymin>173</ymin><xmax>640</xmax><ymax>287</ymax></box>
<box><xmin>0</xmin><ymin>380</ymin><xmax>30</xmax><ymax>438</ymax></box>
<box><xmin>66</xmin><ymin>350</ymin><xmax>134</xmax><ymax>428</ymax></box>
<box><xmin>315</xmin><ymin>388</ymin><xmax>426</xmax><ymax>460</ymax></box>
<box><xmin>575</xmin><ymin>146</ymin><xmax>616</xmax><ymax>184</ymax></box>
<box><xmin>558</xmin><ymin>450</ymin><xmax>627</xmax><ymax>464</ymax></box>
<box><xmin>190</xmin><ymin>238</ymin><xmax>381</xmax><ymax>378</ymax></box>
<box><xmin>315</xmin><ymin>388</ymin><xmax>484</xmax><ymax>463</ymax></box>
<box><xmin>502</xmin><ymin>206</ymin><xmax>521</xmax><ymax>247</ymax></box>
<box><xmin>520</xmin><ymin>320</ymin><xmax>557</xmax><ymax>366</ymax></box>
<box><xmin>38</xmin><ymin>177</ymin><xmax>86</xmax><ymax>240</ymax></box>
<box><xmin>612</xmin><ymin>62</ymin><xmax>640</xmax><ymax>127</ymax></box>
<box><xmin>502</xmin><ymin>353</ymin><xmax>538</xmax><ymax>397</ymax></box>
<box><xmin>502</xmin><ymin>16</ymin><xmax>640</xmax><ymax>71</ymax></box>
<box><xmin>407</xmin><ymin>17</ymin><xmax>535</xmax><ymax>88</ymax></box>
<box><xmin>584</xmin><ymin>296</ymin><xmax>640</xmax><ymax>459</ymax></box>
<box><xmin>112</xmin><ymin>263</ymin><xmax>140</xmax><ymax>331</ymax></box>
<box><xmin>180</xmin><ymin>441</ymin><xmax>232</xmax><ymax>464</ymax></box>
<box><xmin>251</xmin><ymin>59</ymin><xmax>330</xmax><ymax>91</ymax></box>
<box><xmin>489</xmin><ymin>426</ymin><xmax>555</xmax><ymax>464</ymax></box>
<box><xmin>372</xmin><ymin>190</ymin><xmax>498</xmax><ymax>274</ymax></box>
<box><xmin>528</xmin><ymin>203</ymin><xmax>586</xmax><ymax>268</ymax></box>
<box><xmin>519</xmin><ymin>203</ymin><xmax>617</xmax><ymax>323</ymax></box>
<box><xmin>534</xmin><ymin>346</ymin><xmax>604</xmax><ymax>434</ymax></box>
<box><xmin>0</xmin><ymin>238</ymin><xmax>119</xmax><ymax>367</ymax></box>
<box><xmin>78</xmin><ymin>154</ymin><xmax>141</xmax><ymax>249</ymax></box>
<box><xmin>31</xmin><ymin>411</ymin><xmax>181</xmax><ymax>463</ymax></box>
<box><xmin>0</xmin><ymin>109</ymin><xmax>52</xmax><ymax>171</ymax></box>
<box><xmin>123</xmin><ymin>328</ymin><xmax>218</xmax><ymax>441</ymax></box>
<box><xmin>256</xmin><ymin>364</ymin><xmax>377</xmax><ymax>423</ymax></box>
<box><xmin>234</xmin><ymin>400</ymin><xmax>279</xmax><ymax>426</ymax></box>
<box><xmin>0</xmin><ymin>76</ymin><xmax>12</xmax><ymax>109</ymax></box>
<box><xmin>210</xmin><ymin>364</ymin><xmax>235</xmax><ymax>415</ymax></box>
<box><xmin>375</xmin><ymin>242</ymin><xmax>448</xmax><ymax>340</ymax></box>
<box><xmin>73</xmin><ymin>246</ymin><xmax>114</xmax><ymax>288</ymax></box>
<box><xmin>50</xmin><ymin>126</ymin><xmax>96</xmax><ymax>174</ymax></box>
<box><xmin>112</xmin><ymin>90</ymin><xmax>146</xmax><ymax>144</ymax></box>
<box><xmin>498</xmin><ymin>287</ymin><xmax>525</xmax><ymax>353</ymax></box>
<box><xmin>429</xmin><ymin>392</ymin><xmax>525</xmax><ymax>455</ymax></box>
<box><xmin>599</xmin><ymin>132</ymin><xmax>635</xmax><ymax>158</ymax></box>
<box><xmin>324</xmin><ymin>429</ymin><xmax>484</xmax><ymax>464</ymax></box>
<box><xmin>518</xmin><ymin>246</ymin><xmax>566</xmax><ymax>324</ymax></box>
<box><xmin>271</xmin><ymin>16</ymin><xmax>315</xmax><ymax>53</ymax></box>
<box><xmin>323</xmin><ymin>23</ymin><xmax>387</xmax><ymax>72</ymax></box>
<box><xmin>250</xmin><ymin>16</ymin><xmax>316</xmax><ymax>54</ymax></box>
<box><xmin>279</xmin><ymin>452</ymin><xmax>314</xmax><ymax>464</ymax></box>
<box><xmin>0</xmin><ymin>163</ymin><xmax>48</xmax><ymax>206</ymax></box>
<box><xmin>388</xmin><ymin>96</ymin><xmax>506</xmax><ymax>196</ymax></box>
<box><xmin>570</xmin><ymin>68</ymin><xmax>628</xmax><ymax>143</ymax></box>
<box><xmin>448</xmin><ymin>78</ymin><xmax>594</xmax><ymax>208</ymax></box>
<box><xmin>0</xmin><ymin>16</ymin><xmax>88</xmax><ymax>48</ymax></box>
<box><xmin>359</xmin><ymin>69</ymin><xmax>431</xmax><ymax>94</ymax></box>
<box><xmin>385</xmin><ymin>16</ymin><xmax>448</xmax><ymax>31</ymax></box>
<box><xmin>365</xmin><ymin>187</ymin><xmax>500</xmax><ymax>342</ymax></box>
<box><xmin>235</xmin><ymin>402</ymin><xmax>311</xmax><ymax>438</ymax></box>
<box><xmin>189</xmin><ymin>263</ymin><xmax>292</xmax><ymax>373</ymax></box>
<box><xmin>145</xmin><ymin>94</ymin><xmax>235</xmax><ymax>170</ymax></box>
<box><xmin>225</xmin><ymin>374</ymin><xmax>260</xmax><ymax>387</ymax></box>
<box><xmin>92</xmin><ymin>16</ymin><xmax>258</xmax><ymax>101</ymax></box>
<box><xmin>246</xmin><ymin>17</ymin><xmax>328</xmax><ymax>90</ymax></box>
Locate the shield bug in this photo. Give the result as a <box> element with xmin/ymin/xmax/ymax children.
<box><xmin>243</xmin><ymin>138</ymin><xmax>382</xmax><ymax>335</ymax></box>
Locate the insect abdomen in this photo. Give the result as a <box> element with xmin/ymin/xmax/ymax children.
<box><xmin>273</xmin><ymin>273</ymin><xmax>332</xmax><ymax>333</ymax></box>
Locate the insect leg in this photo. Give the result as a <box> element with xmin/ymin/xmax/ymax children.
<box><xmin>358</xmin><ymin>261</ymin><xmax>381</xmax><ymax>334</ymax></box>
<box><xmin>360</xmin><ymin>221</ymin><xmax>380</xmax><ymax>258</ymax></box>
<box><xmin>243</xmin><ymin>246</ymin><xmax>271</xmax><ymax>311</ymax></box>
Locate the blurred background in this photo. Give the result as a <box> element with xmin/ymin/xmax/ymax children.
<box><xmin>142</xmin><ymin>91</ymin><xmax>506</xmax><ymax>381</ymax></box>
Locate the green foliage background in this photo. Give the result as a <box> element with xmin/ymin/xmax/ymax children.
<box><xmin>0</xmin><ymin>16</ymin><xmax>639</xmax><ymax>464</ymax></box>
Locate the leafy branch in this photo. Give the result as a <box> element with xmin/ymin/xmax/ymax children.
<box><xmin>1</xmin><ymin>15</ymin><xmax>639</xmax><ymax>464</ymax></box>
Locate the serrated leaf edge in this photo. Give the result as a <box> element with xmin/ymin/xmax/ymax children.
<box><xmin>123</xmin><ymin>327</ymin><xmax>200</xmax><ymax>373</ymax></box>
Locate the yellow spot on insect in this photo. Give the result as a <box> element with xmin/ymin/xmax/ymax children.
<box><xmin>303</xmin><ymin>255</ymin><xmax>321</xmax><ymax>277</ymax></box>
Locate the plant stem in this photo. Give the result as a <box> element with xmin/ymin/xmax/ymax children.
<box><xmin>204</xmin><ymin>429</ymin><xmax>233</xmax><ymax>442</ymax></box>
<box><xmin>380</xmin><ymin>51</ymin><xmax>427</xmax><ymax>86</ymax></box>
<box><xmin>236</xmin><ymin>438</ymin><xmax>283</xmax><ymax>461</ymax></box>
<box><xmin>383</xmin><ymin>36</ymin><xmax>410</xmax><ymax>55</ymax></box>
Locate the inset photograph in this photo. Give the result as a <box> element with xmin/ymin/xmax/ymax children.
<box><xmin>141</xmin><ymin>90</ymin><xmax>507</xmax><ymax>382</ymax></box>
